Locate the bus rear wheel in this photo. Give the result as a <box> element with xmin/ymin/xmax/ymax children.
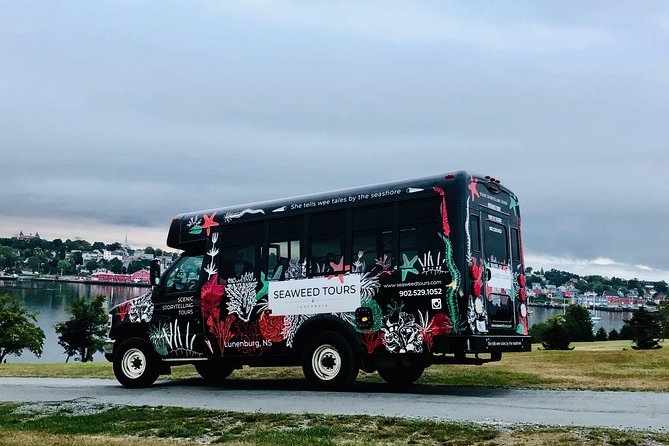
<box><xmin>195</xmin><ymin>362</ymin><xmax>235</xmax><ymax>386</ymax></box>
<box><xmin>377</xmin><ymin>365</ymin><xmax>425</xmax><ymax>387</ymax></box>
<box><xmin>302</xmin><ymin>331</ymin><xmax>359</xmax><ymax>390</ymax></box>
<box><xmin>113</xmin><ymin>337</ymin><xmax>160</xmax><ymax>388</ymax></box>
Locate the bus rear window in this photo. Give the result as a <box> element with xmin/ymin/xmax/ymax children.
<box><xmin>484</xmin><ymin>222</ymin><xmax>508</xmax><ymax>264</ymax></box>
<box><xmin>470</xmin><ymin>215</ymin><xmax>481</xmax><ymax>252</ymax></box>
<box><xmin>511</xmin><ymin>228</ymin><xmax>520</xmax><ymax>262</ymax></box>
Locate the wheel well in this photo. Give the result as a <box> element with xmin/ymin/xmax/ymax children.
<box><xmin>291</xmin><ymin>315</ymin><xmax>363</xmax><ymax>356</ymax></box>
<box><xmin>111</xmin><ymin>324</ymin><xmax>149</xmax><ymax>351</ymax></box>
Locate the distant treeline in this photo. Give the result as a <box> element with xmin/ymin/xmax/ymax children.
<box><xmin>0</xmin><ymin>237</ymin><xmax>175</xmax><ymax>276</ymax></box>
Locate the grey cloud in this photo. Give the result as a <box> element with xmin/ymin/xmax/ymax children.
<box><xmin>1</xmin><ymin>1</ymin><xmax>668</xmax><ymax>274</ymax></box>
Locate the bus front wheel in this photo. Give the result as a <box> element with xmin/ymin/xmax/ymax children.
<box><xmin>377</xmin><ymin>365</ymin><xmax>425</xmax><ymax>387</ymax></box>
<box><xmin>113</xmin><ymin>337</ymin><xmax>160</xmax><ymax>388</ymax></box>
<box><xmin>302</xmin><ymin>331</ymin><xmax>359</xmax><ymax>390</ymax></box>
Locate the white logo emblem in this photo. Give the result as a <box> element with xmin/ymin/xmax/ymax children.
<box><xmin>431</xmin><ymin>298</ymin><xmax>442</xmax><ymax>310</ymax></box>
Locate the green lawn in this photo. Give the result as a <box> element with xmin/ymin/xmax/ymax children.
<box><xmin>1</xmin><ymin>402</ymin><xmax>667</xmax><ymax>446</ymax></box>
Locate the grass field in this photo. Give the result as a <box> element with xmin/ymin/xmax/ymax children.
<box><xmin>1</xmin><ymin>402</ymin><xmax>667</xmax><ymax>446</ymax></box>
<box><xmin>1</xmin><ymin>340</ymin><xmax>667</xmax><ymax>392</ymax></box>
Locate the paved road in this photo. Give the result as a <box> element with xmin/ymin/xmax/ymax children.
<box><xmin>1</xmin><ymin>377</ymin><xmax>667</xmax><ymax>431</ymax></box>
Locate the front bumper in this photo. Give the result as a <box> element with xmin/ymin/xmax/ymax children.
<box><xmin>103</xmin><ymin>338</ymin><xmax>115</xmax><ymax>362</ymax></box>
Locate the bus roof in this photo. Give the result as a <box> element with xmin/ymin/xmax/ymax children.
<box><xmin>166</xmin><ymin>171</ymin><xmax>517</xmax><ymax>250</ymax></box>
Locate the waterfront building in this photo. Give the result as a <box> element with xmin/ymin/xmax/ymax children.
<box><xmin>17</xmin><ymin>231</ymin><xmax>40</xmax><ymax>241</ymax></box>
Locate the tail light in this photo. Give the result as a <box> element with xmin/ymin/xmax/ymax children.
<box><xmin>518</xmin><ymin>274</ymin><xmax>526</xmax><ymax>287</ymax></box>
<box><xmin>470</xmin><ymin>264</ymin><xmax>480</xmax><ymax>280</ymax></box>
<box><xmin>519</xmin><ymin>289</ymin><xmax>527</xmax><ymax>302</ymax></box>
<box><xmin>473</xmin><ymin>281</ymin><xmax>482</xmax><ymax>297</ymax></box>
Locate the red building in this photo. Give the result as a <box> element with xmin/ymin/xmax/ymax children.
<box><xmin>92</xmin><ymin>269</ymin><xmax>150</xmax><ymax>284</ymax></box>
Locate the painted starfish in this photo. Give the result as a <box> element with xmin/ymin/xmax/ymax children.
<box><xmin>327</xmin><ymin>256</ymin><xmax>349</xmax><ymax>283</ymax></box>
<box><xmin>201</xmin><ymin>211</ymin><xmax>219</xmax><ymax>236</ymax></box>
<box><xmin>468</xmin><ymin>177</ymin><xmax>480</xmax><ymax>201</ymax></box>
<box><xmin>399</xmin><ymin>253</ymin><xmax>419</xmax><ymax>281</ymax></box>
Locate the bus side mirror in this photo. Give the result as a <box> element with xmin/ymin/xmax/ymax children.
<box><xmin>150</xmin><ymin>259</ymin><xmax>161</xmax><ymax>286</ymax></box>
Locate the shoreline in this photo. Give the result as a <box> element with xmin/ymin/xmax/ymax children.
<box><xmin>1</xmin><ymin>276</ymin><xmax>150</xmax><ymax>288</ymax></box>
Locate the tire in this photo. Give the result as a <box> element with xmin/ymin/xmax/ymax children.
<box><xmin>113</xmin><ymin>337</ymin><xmax>160</xmax><ymax>388</ymax></box>
<box><xmin>302</xmin><ymin>331</ymin><xmax>359</xmax><ymax>390</ymax></box>
<box><xmin>195</xmin><ymin>362</ymin><xmax>235</xmax><ymax>386</ymax></box>
<box><xmin>377</xmin><ymin>365</ymin><xmax>425</xmax><ymax>387</ymax></box>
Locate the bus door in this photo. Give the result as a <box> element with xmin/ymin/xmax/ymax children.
<box><xmin>154</xmin><ymin>254</ymin><xmax>205</xmax><ymax>357</ymax></box>
<box><xmin>481</xmin><ymin>212</ymin><xmax>516</xmax><ymax>331</ymax></box>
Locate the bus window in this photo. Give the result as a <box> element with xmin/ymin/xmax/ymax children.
<box><xmin>352</xmin><ymin>204</ymin><xmax>393</xmax><ymax>272</ymax></box>
<box><xmin>268</xmin><ymin>240</ymin><xmax>300</xmax><ymax>279</ymax></box>
<box><xmin>220</xmin><ymin>222</ymin><xmax>263</xmax><ymax>280</ymax></box>
<box><xmin>269</xmin><ymin>216</ymin><xmax>304</xmax><ymax>281</ymax></box>
<box><xmin>309</xmin><ymin>211</ymin><xmax>346</xmax><ymax>276</ymax></box>
<box><xmin>470</xmin><ymin>215</ymin><xmax>481</xmax><ymax>252</ymax></box>
<box><xmin>164</xmin><ymin>255</ymin><xmax>204</xmax><ymax>294</ymax></box>
<box><xmin>399</xmin><ymin>227</ymin><xmax>418</xmax><ymax>263</ymax></box>
<box><xmin>352</xmin><ymin>230</ymin><xmax>392</xmax><ymax>272</ymax></box>
<box><xmin>399</xmin><ymin>198</ymin><xmax>441</xmax><ymax>275</ymax></box>
<box><xmin>484</xmin><ymin>222</ymin><xmax>508</xmax><ymax>265</ymax></box>
<box><xmin>511</xmin><ymin>228</ymin><xmax>520</xmax><ymax>262</ymax></box>
<box><xmin>220</xmin><ymin>244</ymin><xmax>258</xmax><ymax>280</ymax></box>
<box><xmin>310</xmin><ymin>235</ymin><xmax>345</xmax><ymax>275</ymax></box>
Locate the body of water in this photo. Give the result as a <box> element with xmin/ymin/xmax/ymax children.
<box><xmin>529</xmin><ymin>305</ymin><xmax>632</xmax><ymax>334</ymax></box>
<box><xmin>1</xmin><ymin>280</ymin><xmax>634</xmax><ymax>363</ymax></box>
<box><xmin>0</xmin><ymin>279</ymin><xmax>146</xmax><ymax>363</ymax></box>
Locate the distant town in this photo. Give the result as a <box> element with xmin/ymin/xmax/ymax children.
<box><xmin>525</xmin><ymin>267</ymin><xmax>667</xmax><ymax>312</ymax></box>
<box><xmin>1</xmin><ymin>232</ymin><xmax>668</xmax><ymax>308</ymax></box>
<box><xmin>0</xmin><ymin>231</ymin><xmax>177</xmax><ymax>285</ymax></box>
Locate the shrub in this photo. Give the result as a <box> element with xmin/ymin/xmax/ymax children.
<box><xmin>623</xmin><ymin>307</ymin><xmax>662</xmax><ymax>350</ymax></box>
<box><xmin>541</xmin><ymin>315</ymin><xmax>573</xmax><ymax>350</ymax></box>
<box><xmin>608</xmin><ymin>329</ymin><xmax>620</xmax><ymax>340</ymax></box>
<box><xmin>563</xmin><ymin>304</ymin><xmax>595</xmax><ymax>342</ymax></box>
<box><xmin>594</xmin><ymin>327</ymin><xmax>608</xmax><ymax>341</ymax></box>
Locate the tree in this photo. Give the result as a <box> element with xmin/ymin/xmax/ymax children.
<box><xmin>619</xmin><ymin>323</ymin><xmax>635</xmax><ymax>340</ymax></box>
<box><xmin>144</xmin><ymin>246</ymin><xmax>155</xmax><ymax>255</ymax></box>
<box><xmin>595</xmin><ymin>327</ymin><xmax>608</xmax><ymax>341</ymax></box>
<box><xmin>0</xmin><ymin>294</ymin><xmax>45</xmax><ymax>362</ymax></box>
<box><xmin>528</xmin><ymin>322</ymin><xmax>547</xmax><ymax>344</ymax></box>
<box><xmin>126</xmin><ymin>260</ymin><xmax>144</xmax><ymax>274</ymax></box>
<box><xmin>540</xmin><ymin>315</ymin><xmax>573</xmax><ymax>350</ymax></box>
<box><xmin>654</xmin><ymin>281</ymin><xmax>668</xmax><ymax>294</ymax></box>
<box><xmin>85</xmin><ymin>260</ymin><xmax>99</xmax><ymax>272</ymax></box>
<box><xmin>608</xmin><ymin>329</ymin><xmax>620</xmax><ymax>340</ymax></box>
<box><xmin>109</xmin><ymin>258</ymin><xmax>124</xmax><ymax>274</ymax></box>
<box><xmin>55</xmin><ymin>295</ymin><xmax>108</xmax><ymax>362</ymax></box>
<box><xmin>658</xmin><ymin>300</ymin><xmax>669</xmax><ymax>340</ymax></box>
<box><xmin>92</xmin><ymin>242</ymin><xmax>106</xmax><ymax>251</ymax></box>
<box><xmin>622</xmin><ymin>307</ymin><xmax>662</xmax><ymax>350</ymax></box>
<box><xmin>72</xmin><ymin>251</ymin><xmax>83</xmax><ymax>266</ymax></box>
<box><xmin>0</xmin><ymin>246</ymin><xmax>18</xmax><ymax>270</ymax></box>
<box><xmin>57</xmin><ymin>260</ymin><xmax>74</xmax><ymax>275</ymax></box>
<box><xmin>563</xmin><ymin>304</ymin><xmax>595</xmax><ymax>342</ymax></box>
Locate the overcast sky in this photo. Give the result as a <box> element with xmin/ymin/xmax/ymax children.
<box><xmin>1</xmin><ymin>1</ymin><xmax>668</xmax><ymax>280</ymax></box>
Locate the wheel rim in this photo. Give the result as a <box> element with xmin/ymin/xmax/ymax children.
<box><xmin>312</xmin><ymin>344</ymin><xmax>341</xmax><ymax>381</ymax></box>
<box><xmin>121</xmin><ymin>347</ymin><xmax>146</xmax><ymax>379</ymax></box>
